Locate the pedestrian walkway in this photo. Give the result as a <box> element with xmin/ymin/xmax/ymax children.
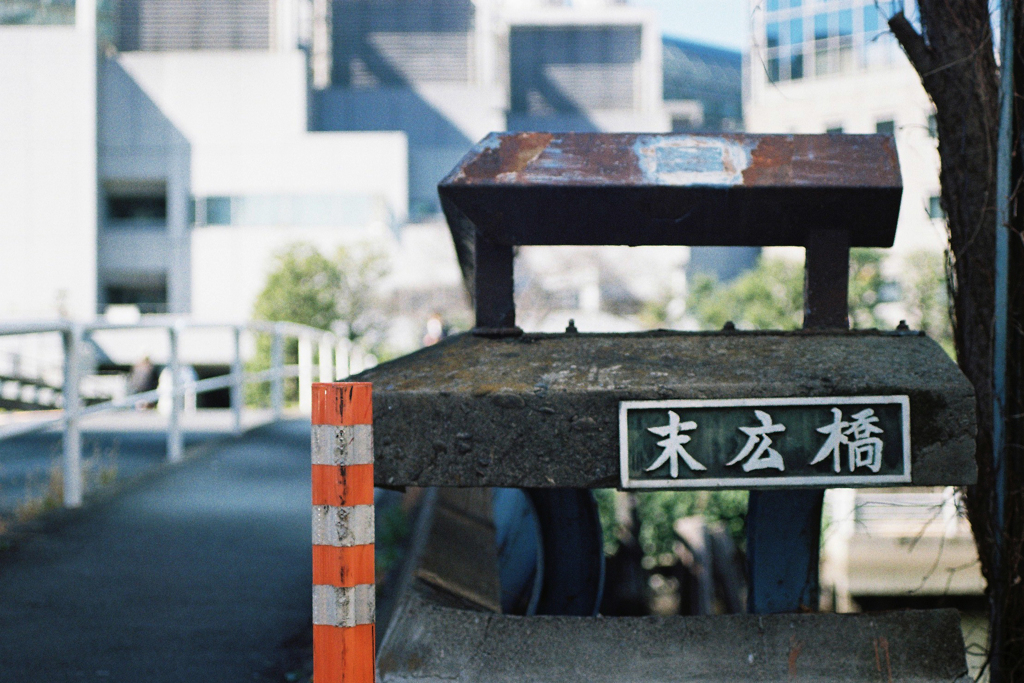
<box><xmin>0</xmin><ymin>419</ymin><xmax>313</xmax><ymax>682</ymax></box>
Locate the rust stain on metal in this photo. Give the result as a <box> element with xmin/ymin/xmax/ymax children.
<box><xmin>451</xmin><ymin>133</ymin><xmax>647</xmax><ymax>185</ymax></box>
<box><xmin>458</xmin><ymin>132</ymin><xmax>554</xmax><ymax>182</ymax></box>
<box><xmin>787</xmin><ymin>635</ymin><xmax>804</xmax><ymax>678</ymax></box>
<box><xmin>743</xmin><ymin>135</ymin><xmax>900</xmax><ymax>187</ymax></box>
<box><xmin>742</xmin><ymin>135</ymin><xmax>795</xmax><ymax>186</ymax></box>
<box><xmin>446</xmin><ymin>132</ymin><xmax>899</xmax><ymax>189</ymax></box>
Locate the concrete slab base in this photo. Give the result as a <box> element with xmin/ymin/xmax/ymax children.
<box><xmin>379</xmin><ymin>589</ymin><xmax>970</xmax><ymax>682</ymax></box>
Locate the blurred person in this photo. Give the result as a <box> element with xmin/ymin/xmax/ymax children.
<box><xmin>422</xmin><ymin>313</ymin><xmax>447</xmax><ymax>347</ymax></box>
<box><xmin>128</xmin><ymin>356</ymin><xmax>157</xmax><ymax>409</ymax></box>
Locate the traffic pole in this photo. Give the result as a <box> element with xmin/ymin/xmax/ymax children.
<box><xmin>311</xmin><ymin>382</ymin><xmax>375</xmax><ymax>683</ymax></box>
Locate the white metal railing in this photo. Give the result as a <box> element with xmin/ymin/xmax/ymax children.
<box><xmin>0</xmin><ymin>318</ymin><xmax>349</xmax><ymax>508</ymax></box>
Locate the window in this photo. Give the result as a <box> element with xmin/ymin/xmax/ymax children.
<box><xmin>192</xmin><ymin>194</ymin><xmax>381</xmax><ymax>228</ymax></box>
<box><xmin>789</xmin><ymin>17</ymin><xmax>804</xmax><ymax>45</ymax></box>
<box><xmin>826</xmin><ymin>125</ymin><xmax>844</xmax><ymax>134</ymax></box>
<box><xmin>875</xmin><ymin>119</ymin><xmax>895</xmax><ymax>135</ymax></box>
<box><xmin>105</xmin><ymin>281</ymin><xmax>168</xmax><ymax>315</ymax></box>
<box><xmin>929</xmin><ymin>196</ymin><xmax>945</xmax><ymax>219</ymax></box>
<box><xmin>863</xmin><ymin>5</ymin><xmax>880</xmax><ymax>34</ymax></box>
<box><xmin>205</xmin><ymin>197</ymin><xmax>232</xmax><ymax>225</ymax></box>
<box><xmin>814</xmin><ymin>13</ymin><xmax>828</xmax><ymax>41</ymax></box>
<box><xmin>928</xmin><ymin>113</ymin><xmax>938</xmax><ymax>138</ymax></box>
<box><xmin>107</xmin><ymin>196</ymin><xmax>166</xmax><ymax>221</ymax></box>
<box><xmin>104</xmin><ymin>182</ymin><xmax>167</xmax><ymax>226</ymax></box>
<box><xmin>790</xmin><ymin>50</ymin><xmax>804</xmax><ymax>79</ymax></box>
<box><xmin>1</xmin><ymin>0</ymin><xmax>75</xmax><ymax>26</ymax></box>
<box><xmin>766</xmin><ymin>0</ymin><xmax>904</xmax><ymax>83</ymax></box>
<box><xmin>838</xmin><ymin>9</ymin><xmax>854</xmax><ymax>36</ymax></box>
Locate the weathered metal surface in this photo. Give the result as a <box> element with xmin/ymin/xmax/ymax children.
<box><xmin>415</xmin><ymin>488</ymin><xmax>501</xmax><ymax>613</ymax></box>
<box><xmin>804</xmin><ymin>228</ymin><xmax>851</xmax><ymax>327</ymax></box>
<box><xmin>439</xmin><ymin>132</ymin><xmax>902</xmax><ymax>249</ymax></box>
<box><xmin>379</xmin><ymin>588</ymin><xmax>970</xmax><ymax>682</ymax></box>
<box><xmin>355</xmin><ymin>330</ymin><xmax>976</xmax><ymax>489</ymax></box>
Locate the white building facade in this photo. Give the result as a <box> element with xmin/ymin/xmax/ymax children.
<box><xmin>0</xmin><ymin>0</ymin><xmax>409</xmax><ymax>324</ymax></box>
<box><xmin>0</xmin><ymin>1</ymin><xmax>98</xmax><ymax>321</ymax></box>
<box><xmin>745</xmin><ymin>0</ymin><xmax>945</xmax><ymax>257</ymax></box>
<box><xmin>314</xmin><ymin>0</ymin><xmax>669</xmax><ymax>216</ymax></box>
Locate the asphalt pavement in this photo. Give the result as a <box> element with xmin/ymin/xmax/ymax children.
<box><xmin>0</xmin><ymin>419</ymin><xmax>314</xmax><ymax>682</ymax></box>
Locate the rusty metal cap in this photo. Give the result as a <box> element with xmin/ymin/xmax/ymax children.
<box><xmin>438</xmin><ymin>132</ymin><xmax>902</xmax><ymax>248</ymax></box>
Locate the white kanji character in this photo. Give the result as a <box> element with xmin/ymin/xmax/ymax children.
<box><xmin>810</xmin><ymin>407</ymin><xmax>849</xmax><ymax>473</ymax></box>
<box><xmin>726</xmin><ymin>409</ymin><xmax>786</xmax><ymax>472</ymax></box>
<box><xmin>845</xmin><ymin>408</ymin><xmax>884</xmax><ymax>472</ymax></box>
<box><xmin>645</xmin><ymin>410</ymin><xmax>706</xmax><ymax>477</ymax></box>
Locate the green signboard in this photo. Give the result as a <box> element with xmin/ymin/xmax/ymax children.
<box><xmin>619</xmin><ymin>396</ymin><xmax>911</xmax><ymax>489</ymax></box>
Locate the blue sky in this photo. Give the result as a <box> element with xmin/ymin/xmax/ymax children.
<box><xmin>632</xmin><ymin>0</ymin><xmax>749</xmax><ymax>51</ymax></box>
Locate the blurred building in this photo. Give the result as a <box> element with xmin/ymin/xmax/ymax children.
<box><xmin>744</xmin><ymin>0</ymin><xmax>944</xmax><ymax>258</ymax></box>
<box><xmin>313</xmin><ymin>0</ymin><xmax>669</xmax><ymax>218</ymax></box>
<box><xmin>0</xmin><ymin>0</ymin><xmax>407</xmax><ymax>322</ymax></box>
<box><xmin>662</xmin><ymin>36</ymin><xmax>742</xmax><ymax>133</ymax></box>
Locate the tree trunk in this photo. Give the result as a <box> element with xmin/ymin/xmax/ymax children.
<box><xmin>890</xmin><ymin>1</ymin><xmax>1024</xmax><ymax>678</ymax></box>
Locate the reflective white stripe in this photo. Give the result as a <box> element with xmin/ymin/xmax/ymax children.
<box><xmin>312</xmin><ymin>504</ymin><xmax>374</xmax><ymax>547</ymax></box>
<box><xmin>312</xmin><ymin>584</ymin><xmax>376</xmax><ymax>627</ymax></box>
<box><xmin>311</xmin><ymin>424</ymin><xmax>373</xmax><ymax>466</ymax></box>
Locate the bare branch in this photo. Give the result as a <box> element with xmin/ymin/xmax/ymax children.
<box><xmin>889</xmin><ymin>11</ymin><xmax>938</xmax><ymax>76</ymax></box>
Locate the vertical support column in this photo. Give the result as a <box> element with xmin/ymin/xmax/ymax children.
<box><xmin>231</xmin><ymin>326</ymin><xmax>244</xmax><ymax>435</ymax></box>
<box><xmin>747</xmin><ymin>229</ymin><xmax>849</xmax><ymax>613</ymax></box>
<box><xmin>167</xmin><ymin>323</ymin><xmax>183</xmax><ymax>463</ymax></box>
<box><xmin>319</xmin><ymin>338</ymin><xmax>334</xmax><ymax>384</ymax></box>
<box><xmin>62</xmin><ymin>324</ymin><xmax>83</xmax><ymax>508</ymax></box>
<box><xmin>473</xmin><ymin>233</ymin><xmax>518</xmax><ymax>333</ymax></box>
<box><xmin>803</xmin><ymin>229</ymin><xmax>851</xmax><ymax>329</ymax></box>
<box><xmin>311</xmin><ymin>383</ymin><xmax>375</xmax><ymax>683</ymax></box>
<box><xmin>299</xmin><ymin>335</ymin><xmax>314</xmax><ymax>414</ymax></box>
<box><xmin>271</xmin><ymin>326</ymin><xmax>284</xmax><ymax>420</ymax></box>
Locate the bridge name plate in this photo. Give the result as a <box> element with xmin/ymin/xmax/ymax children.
<box><xmin>619</xmin><ymin>396</ymin><xmax>910</xmax><ymax>489</ymax></box>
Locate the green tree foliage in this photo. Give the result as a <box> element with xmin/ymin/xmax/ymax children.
<box><xmin>899</xmin><ymin>250</ymin><xmax>955</xmax><ymax>357</ymax></box>
<box><xmin>595</xmin><ymin>489</ymin><xmax>748</xmax><ymax>562</ymax></box>
<box><xmin>686</xmin><ymin>249</ymin><xmax>900</xmax><ymax>331</ymax></box>
<box><xmin>687</xmin><ymin>257</ymin><xmax>804</xmax><ymax>330</ymax></box>
<box><xmin>248</xmin><ymin>242</ymin><xmax>388</xmax><ymax>404</ymax></box>
<box><xmin>253</xmin><ymin>244</ymin><xmax>341</xmax><ymax>331</ymax></box>
<box><xmin>847</xmin><ymin>249</ymin><xmax>887</xmax><ymax>329</ymax></box>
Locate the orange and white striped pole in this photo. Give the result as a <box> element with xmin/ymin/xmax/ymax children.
<box><xmin>311</xmin><ymin>382</ymin><xmax>375</xmax><ymax>683</ymax></box>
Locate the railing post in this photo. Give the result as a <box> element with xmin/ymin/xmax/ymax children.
<box><xmin>62</xmin><ymin>324</ymin><xmax>83</xmax><ymax>508</ymax></box>
<box><xmin>312</xmin><ymin>382</ymin><xmax>375</xmax><ymax>683</ymax></box>
<box><xmin>271</xmin><ymin>325</ymin><xmax>284</xmax><ymax>420</ymax></box>
<box><xmin>299</xmin><ymin>334</ymin><xmax>314</xmax><ymax>414</ymax></box>
<box><xmin>231</xmin><ymin>326</ymin><xmax>244</xmax><ymax>435</ymax></box>
<box><xmin>167</xmin><ymin>322</ymin><xmax>183</xmax><ymax>463</ymax></box>
<box><xmin>319</xmin><ymin>336</ymin><xmax>333</xmax><ymax>384</ymax></box>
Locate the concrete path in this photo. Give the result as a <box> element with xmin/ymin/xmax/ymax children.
<box><xmin>0</xmin><ymin>419</ymin><xmax>313</xmax><ymax>682</ymax></box>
